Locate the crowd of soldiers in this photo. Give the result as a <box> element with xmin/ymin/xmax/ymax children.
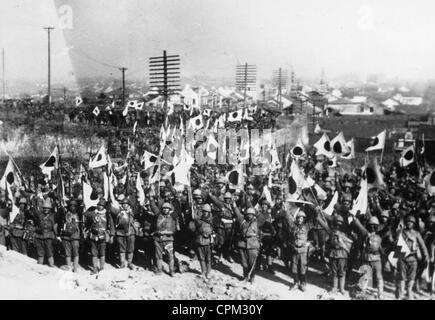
<box><xmin>0</xmin><ymin>148</ymin><xmax>434</xmax><ymax>301</ymax></box>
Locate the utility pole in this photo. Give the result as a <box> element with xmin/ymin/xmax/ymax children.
<box><xmin>236</xmin><ymin>63</ymin><xmax>256</xmax><ymax>109</ymax></box>
<box><xmin>2</xmin><ymin>48</ymin><xmax>5</xmax><ymax>104</ymax></box>
<box><xmin>63</xmin><ymin>87</ymin><xmax>66</xmax><ymax>103</ymax></box>
<box><xmin>273</xmin><ymin>68</ymin><xmax>288</xmax><ymax>111</ymax></box>
<box><xmin>43</xmin><ymin>27</ymin><xmax>54</xmax><ymax>105</ymax></box>
<box><xmin>119</xmin><ymin>67</ymin><xmax>128</xmax><ymax>109</ymax></box>
<box><xmin>149</xmin><ymin>50</ymin><xmax>180</xmax><ymax>126</ymax></box>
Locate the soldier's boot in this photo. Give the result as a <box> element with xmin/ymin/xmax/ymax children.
<box><xmin>243</xmin><ymin>268</ymin><xmax>249</xmax><ymax>282</ymax></box>
<box><xmin>37</xmin><ymin>257</ymin><xmax>44</xmax><ymax>265</ymax></box>
<box><xmin>206</xmin><ymin>261</ymin><xmax>212</xmax><ymax>279</ymax></box>
<box><xmin>290</xmin><ymin>275</ymin><xmax>299</xmax><ymax>290</ymax></box>
<box><xmin>267</xmin><ymin>256</ymin><xmax>274</xmax><ymax>274</ymax></box>
<box><xmin>414</xmin><ymin>280</ymin><xmax>422</xmax><ymax>295</ymax></box>
<box><xmin>47</xmin><ymin>256</ymin><xmax>55</xmax><ymax>268</ymax></box>
<box><xmin>331</xmin><ymin>276</ymin><xmax>338</xmax><ymax>294</ymax></box>
<box><xmin>91</xmin><ymin>257</ymin><xmax>99</xmax><ymax>275</ymax></box>
<box><xmin>199</xmin><ymin>261</ymin><xmax>207</xmax><ymax>279</ymax></box>
<box><xmin>155</xmin><ymin>259</ymin><xmax>163</xmax><ymax>275</ymax></box>
<box><xmin>119</xmin><ymin>254</ymin><xmax>127</xmax><ymax>269</ymax></box>
<box><xmin>299</xmin><ymin>274</ymin><xmax>307</xmax><ymax>292</ymax></box>
<box><xmin>339</xmin><ymin>276</ymin><xmax>346</xmax><ymax>295</ymax></box>
<box><xmin>397</xmin><ymin>280</ymin><xmax>406</xmax><ymax>300</ymax></box>
<box><xmin>168</xmin><ymin>259</ymin><xmax>175</xmax><ymax>277</ymax></box>
<box><xmin>377</xmin><ymin>280</ymin><xmax>384</xmax><ymax>300</ymax></box>
<box><xmin>127</xmin><ymin>253</ymin><xmax>134</xmax><ymax>270</ymax></box>
<box><xmin>73</xmin><ymin>256</ymin><xmax>79</xmax><ymax>273</ymax></box>
<box><xmin>65</xmin><ymin>257</ymin><xmax>72</xmax><ymax>270</ymax></box>
<box><xmin>407</xmin><ymin>281</ymin><xmax>415</xmax><ymax>300</ymax></box>
<box><xmin>99</xmin><ymin>256</ymin><xmax>105</xmax><ymax>272</ymax></box>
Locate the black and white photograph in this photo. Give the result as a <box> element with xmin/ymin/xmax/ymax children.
<box><xmin>0</xmin><ymin>0</ymin><xmax>435</xmax><ymax>303</ymax></box>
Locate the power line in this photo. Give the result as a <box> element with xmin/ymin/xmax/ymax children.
<box><xmin>70</xmin><ymin>47</ymin><xmax>122</xmax><ymax>70</ymax></box>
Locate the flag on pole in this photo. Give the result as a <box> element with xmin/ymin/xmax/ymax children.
<box><xmin>6</xmin><ymin>182</ymin><xmax>20</xmax><ymax>223</ymax></box>
<box><xmin>291</xmin><ymin>137</ymin><xmax>306</xmax><ymax>159</ymax></box>
<box><xmin>0</xmin><ymin>158</ymin><xmax>23</xmax><ymax>190</ymax></box>
<box><xmin>92</xmin><ymin>106</ymin><xmax>100</xmax><ymax>117</ymax></box>
<box><xmin>350</xmin><ymin>178</ymin><xmax>368</xmax><ymax>216</ymax></box>
<box><xmin>388</xmin><ymin>232</ymin><xmax>412</xmax><ymax>268</ymax></box>
<box><xmin>324</xmin><ymin>191</ymin><xmax>338</xmax><ymax>215</ymax></box>
<box><xmin>136</xmin><ymin>172</ymin><xmax>145</xmax><ymax>205</ymax></box>
<box><xmin>188</xmin><ymin>114</ymin><xmax>204</xmax><ymax>131</ymax></box>
<box><xmin>40</xmin><ymin>146</ymin><xmax>59</xmax><ymax>176</ymax></box>
<box><xmin>82</xmin><ymin>181</ymin><xmax>99</xmax><ymax>211</ymax></box>
<box><xmin>314</xmin><ymin>133</ymin><xmax>333</xmax><ymax>158</ymax></box>
<box><xmin>227</xmin><ymin>109</ymin><xmax>243</xmax><ymax>122</ymax></box>
<box><xmin>341</xmin><ymin>139</ymin><xmax>355</xmax><ymax>160</ymax></box>
<box><xmin>400</xmin><ymin>145</ymin><xmax>415</xmax><ymax>167</ymax></box>
<box><xmin>364</xmin><ymin>158</ymin><xmax>386</xmax><ymax>189</ymax></box>
<box><xmin>135</xmin><ymin>102</ymin><xmax>144</xmax><ymax>110</ymax></box>
<box><xmin>366</xmin><ymin>130</ymin><xmax>386</xmax><ymax>152</ymax></box>
<box><xmin>89</xmin><ymin>144</ymin><xmax>108</xmax><ymax>169</ymax></box>
<box><xmin>75</xmin><ymin>96</ymin><xmax>83</xmax><ymax>106</ymax></box>
<box><xmin>331</xmin><ymin>132</ymin><xmax>350</xmax><ymax>155</ymax></box>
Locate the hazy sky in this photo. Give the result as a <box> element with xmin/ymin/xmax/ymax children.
<box><xmin>1</xmin><ymin>0</ymin><xmax>435</xmax><ymax>84</ymax></box>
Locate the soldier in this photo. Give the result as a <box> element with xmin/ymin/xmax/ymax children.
<box><xmin>151</xmin><ymin>202</ymin><xmax>179</xmax><ymax>276</ymax></box>
<box><xmin>257</xmin><ymin>199</ymin><xmax>276</xmax><ymax>273</ymax></box>
<box><xmin>351</xmin><ymin>215</ymin><xmax>384</xmax><ymax>299</ymax></box>
<box><xmin>9</xmin><ymin>198</ymin><xmax>30</xmax><ymax>255</ymax></box>
<box><xmin>191</xmin><ymin>204</ymin><xmax>214</xmax><ymax>280</ymax></box>
<box><xmin>60</xmin><ymin>200</ymin><xmax>81</xmax><ymax>272</ymax></box>
<box><xmin>34</xmin><ymin>200</ymin><xmax>58</xmax><ymax>267</ymax></box>
<box><xmin>231</xmin><ymin>204</ymin><xmax>260</xmax><ymax>284</ymax></box>
<box><xmin>85</xmin><ymin>199</ymin><xmax>115</xmax><ymax>275</ymax></box>
<box><xmin>396</xmin><ymin>215</ymin><xmax>429</xmax><ymax>300</ymax></box>
<box><xmin>316</xmin><ymin>209</ymin><xmax>353</xmax><ymax>295</ymax></box>
<box><xmin>0</xmin><ymin>205</ymin><xmax>8</xmax><ymax>247</ymax></box>
<box><xmin>287</xmin><ymin>210</ymin><xmax>310</xmax><ymax>291</ymax></box>
<box><xmin>423</xmin><ymin>215</ymin><xmax>435</xmax><ymax>299</ymax></box>
<box><xmin>208</xmin><ymin>191</ymin><xmax>235</xmax><ymax>263</ymax></box>
<box><xmin>114</xmin><ymin>197</ymin><xmax>137</xmax><ymax>269</ymax></box>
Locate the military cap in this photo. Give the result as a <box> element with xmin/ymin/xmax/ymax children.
<box><xmin>405</xmin><ymin>215</ymin><xmax>416</xmax><ymax>224</ymax></box>
<box><xmin>216</xmin><ymin>177</ymin><xmax>226</xmax><ymax>184</ymax></box>
<box><xmin>245</xmin><ymin>207</ymin><xmax>256</xmax><ymax>215</ymax></box>
<box><xmin>426</xmin><ymin>215</ymin><xmax>435</xmax><ymax>224</ymax></box>
<box><xmin>342</xmin><ymin>194</ymin><xmax>352</xmax><ymax>203</ymax></box>
<box><xmin>368</xmin><ymin>217</ymin><xmax>379</xmax><ymax>225</ymax></box>
<box><xmin>202</xmin><ymin>204</ymin><xmax>211</xmax><ymax>213</ymax></box>
<box><xmin>42</xmin><ymin>200</ymin><xmax>52</xmax><ymax>209</ymax></box>
<box><xmin>162</xmin><ymin>202</ymin><xmax>173</xmax><ymax>210</ymax></box>
<box><xmin>296</xmin><ymin>210</ymin><xmax>306</xmax><ymax>218</ymax></box>
<box><xmin>380</xmin><ymin>210</ymin><xmax>390</xmax><ymax>218</ymax></box>
<box><xmin>334</xmin><ymin>215</ymin><xmax>344</xmax><ymax>224</ymax></box>
<box><xmin>19</xmin><ymin>198</ymin><xmax>27</xmax><ymax>205</ymax></box>
<box><xmin>224</xmin><ymin>192</ymin><xmax>233</xmax><ymax>199</ymax></box>
<box><xmin>193</xmin><ymin>189</ymin><xmax>202</xmax><ymax>197</ymax></box>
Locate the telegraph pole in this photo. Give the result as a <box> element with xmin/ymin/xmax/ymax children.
<box><xmin>2</xmin><ymin>48</ymin><xmax>5</xmax><ymax>104</ymax></box>
<box><xmin>119</xmin><ymin>67</ymin><xmax>128</xmax><ymax>108</ymax></box>
<box><xmin>273</xmin><ymin>68</ymin><xmax>288</xmax><ymax>111</ymax></box>
<box><xmin>43</xmin><ymin>27</ymin><xmax>54</xmax><ymax>105</ymax></box>
<box><xmin>236</xmin><ymin>63</ymin><xmax>257</xmax><ymax>109</ymax></box>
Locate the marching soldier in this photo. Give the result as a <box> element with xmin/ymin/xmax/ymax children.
<box><xmin>257</xmin><ymin>199</ymin><xmax>276</xmax><ymax>273</ymax></box>
<box><xmin>351</xmin><ymin>215</ymin><xmax>385</xmax><ymax>299</ymax></box>
<box><xmin>34</xmin><ymin>200</ymin><xmax>58</xmax><ymax>267</ymax></box>
<box><xmin>60</xmin><ymin>200</ymin><xmax>81</xmax><ymax>272</ymax></box>
<box><xmin>114</xmin><ymin>197</ymin><xmax>137</xmax><ymax>270</ymax></box>
<box><xmin>85</xmin><ymin>199</ymin><xmax>115</xmax><ymax>275</ymax></box>
<box><xmin>191</xmin><ymin>204</ymin><xmax>214</xmax><ymax>280</ymax></box>
<box><xmin>395</xmin><ymin>215</ymin><xmax>429</xmax><ymax>300</ymax></box>
<box><xmin>150</xmin><ymin>201</ymin><xmax>179</xmax><ymax>276</ymax></box>
<box><xmin>208</xmin><ymin>191</ymin><xmax>236</xmax><ymax>263</ymax></box>
<box><xmin>9</xmin><ymin>198</ymin><xmax>30</xmax><ymax>255</ymax></box>
<box><xmin>287</xmin><ymin>209</ymin><xmax>310</xmax><ymax>292</ymax></box>
<box><xmin>231</xmin><ymin>204</ymin><xmax>260</xmax><ymax>284</ymax></box>
<box><xmin>316</xmin><ymin>209</ymin><xmax>353</xmax><ymax>295</ymax></box>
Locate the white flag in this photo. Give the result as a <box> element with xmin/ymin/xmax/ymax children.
<box><xmin>89</xmin><ymin>144</ymin><xmax>108</xmax><ymax>169</ymax></box>
<box><xmin>350</xmin><ymin>178</ymin><xmax>368</xmax><ymax>216</ymax></box>
<box><xmin>366</xmin><ymin>130</ymin><xmax>386</xmax><ymax>152</ymax></box>
<box><xmin>83</xmin><ymin>181</ymin><xmax>99</xmax><ymax>211</ymax></box>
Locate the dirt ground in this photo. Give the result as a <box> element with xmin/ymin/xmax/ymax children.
<box><xmin>0</xmin><ymin>245</ymin><xmax>433</xmax><ymax>300</ymax></box>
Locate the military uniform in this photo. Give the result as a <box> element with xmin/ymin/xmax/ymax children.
<box><xmin>9</xmin><ymin>209</ymin><xmax>29</xmax><ymax>255</ymax></box>
<box><xmin>60</xmin><ymin>207</ymin><xmax>81</xmax><ymax>272</ymax></box>
<box><xmin>257</xmin><ymin>208</ymin><xmax>275</xmax><ymax>272</ymax></box>
<box><xmin>114</xmin><ymin>200</ymin><xmax>137</xmax><ymax>269</ymax></box>
<box><xmin>233</xmin><ymin>206</ymin><xmax>260</xmax><ymax>283</ymax></box>
<box><xmin>193</xmin><ymin>204</ymin><xmax>213</xmax><ymax>278</ymax></box>
<box><xmin>0</xmin><ymin>207</ymin><xmax>8</xmax><ymax>246</ymax></box>
<box><xmin>152</xmin><ymin>201</ymin><xmax>178</xmax><ymax>276</ymax></box>
<box><xmin>34</xmin><ymin>202</ymin><xmax>57</xmax><ymax>267</ymax></box>
<box><xmin>287</xmin><ymin>213</ymin><xmax>309</xmax><ymax>290</ymax></box>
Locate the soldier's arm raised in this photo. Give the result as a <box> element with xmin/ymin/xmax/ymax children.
<box><xmin>416</xmin><ymin>231</ymin><xmax>429</xmax><ymax>262</ymax></box>
<box><xmin>231</xmin><ymin>202</ymin><xmax>244</xmax><ymax>224</ymax></box>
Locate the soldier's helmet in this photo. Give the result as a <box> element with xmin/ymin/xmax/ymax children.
<box><xmin>334</xmin><ymin>215</ymin><xmax>344</xmax><ymax>225</ymax></box>
<box><xmin>19</xmin><ymin>198</ymin><xmax>27</xmax><ymax>205</ymax></box>
<box><xmin>224</xmin><ymin>192</ymin><xmax>232</xmax><ymax>199</ymax></box>
<box><xmin>193</xmin><ymin>189</ymin><xmax>202</xmax><ymax>198</ymax></box>
<box><xmin>245</xmin><ymin>207</ymin><xmax>256</xmax><ymax>216</ymax></box>
<box><xmin>202</xmin><ymin>204</ymin><xmax>211</xmax><ymax>213</ymax></box>
<box><xmin>368</xmin><ymin>217</ymin><xmax>380</xmax><ymax>225</ymax></box>
<box><xmin>216</xmin><ymin>177</ymin><xmax>226</xmax><ymax>185</ymax></box>
<box><xmin>342</xmin><ymin>194</ymin><xmax>352</xmax><ymax>203</ymax></box>
<box><xmin>42</xmin><ymin>200</ymin><xmax>52</xmax><ymax>209</ymax></box>
<box><xmin>162</xmin><ymin>202</ymin><xmax>173</xmax><ymax>210</ymax></box>
<box><xmin>405</xmin><ymin>215</ymin><xmax>416</xmax><ymax>224</ymax></box>
<box><xmin>296</xmin><ymin>210</ymin><xmax>306</xmax><ymax>218</ymax></box>
<box><xmin>380</xmin><ymin>210</ymin><xmax>390</xmax><ymax>218</ymax></box>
